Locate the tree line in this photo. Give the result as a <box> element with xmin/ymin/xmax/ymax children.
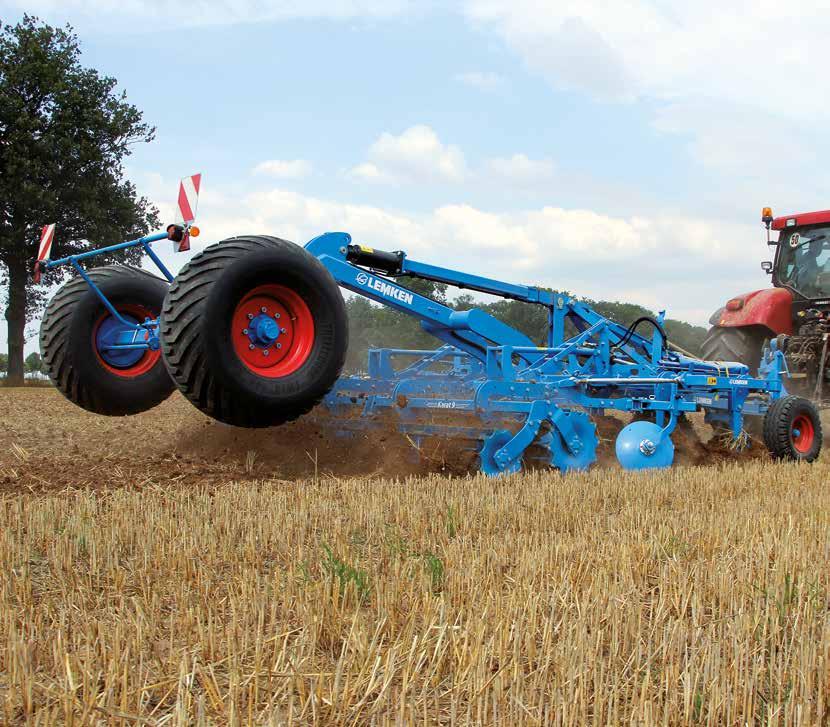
<box><xmin>343</xmin><ymin>278</ymin><xmax>707</xmax><ymax>372</ymax></box>
<box><xmin>0</xmin><ymin>351</ymin><xmax>42</xmax><ymax>376</ymax></box>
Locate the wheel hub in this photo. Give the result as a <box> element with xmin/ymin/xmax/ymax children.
<box><xmin>250</xmin><ymin>314</ymin><xmax>281</xmax><ymax>348</ymax></box>
<box><xmin>231</xmin><ymin>284</ymin><xmax>315</xmax><ymax>378</ymax></box>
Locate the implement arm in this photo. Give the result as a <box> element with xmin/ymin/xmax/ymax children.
<box><xmin>304</xmin><ymin>232</ymin><xmax>665</xmax><ymax>363</ymax></box>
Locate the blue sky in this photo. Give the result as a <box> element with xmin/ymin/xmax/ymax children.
<box><xmin>4</xmin><ymin>1</ymin><xmax>830</xmax><ymax>352</ymax></box>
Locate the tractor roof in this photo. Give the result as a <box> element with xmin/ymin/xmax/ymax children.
<box><xmin>772</xmin><ymin>209</ymin><xmax>830</xmax><ymax>230</ymax></box>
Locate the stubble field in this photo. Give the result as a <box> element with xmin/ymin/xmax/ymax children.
<box><xmin>1</xmin><ymin>388</ymin><xmax>829</xmax><ymax>725</ymax></box>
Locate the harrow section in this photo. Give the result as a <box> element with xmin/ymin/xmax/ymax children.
<box><xmin>305</xmin><ymin>232</ymin><xmax>810</xmax><ymax>473</ymax></box>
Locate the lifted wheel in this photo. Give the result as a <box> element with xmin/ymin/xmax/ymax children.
<box><xmin>39</xmin><ymin>265</ymin><xmax>174</xmax><ymax>415</ymax></box>
<box><xmin>763</xmin><ymin>395</ymin><xmax>822</xmax><ymax>462</ymax></box>
<box><xmin>160</xmin><ymin>235</ymin><xmax>348</xmax><ymax>427</ymax></box>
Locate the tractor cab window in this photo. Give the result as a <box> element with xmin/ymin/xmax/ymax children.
<box><xmin>777</xmin><ymin>225</ymin><xmax>830</xmax><ymax>298</ymax></box>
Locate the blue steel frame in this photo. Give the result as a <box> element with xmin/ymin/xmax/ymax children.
<box><xmin>42</xmin><ymin>227</ymin><xmax>791</xmax><ymax>473</ymax></box>
<box><xmin>41</xmin><ymin>231</ymin><xmax>174</xmax><ymax>355</ymax></box>
<box><xmin>305</xmin><ymin>232</ymin><xmax>789</xmax><ymax>473</ymax></box>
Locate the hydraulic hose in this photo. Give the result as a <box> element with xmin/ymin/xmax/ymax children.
<box><xmin>614</xmin><ymin>316</ymin><xmax>668</xmax><ymax>351</ymax></box>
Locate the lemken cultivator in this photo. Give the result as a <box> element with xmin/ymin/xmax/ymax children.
<box><xmin>35</xmin><ymin>178</ymin><xmax>823</xmax><ymax>474</ymax></box>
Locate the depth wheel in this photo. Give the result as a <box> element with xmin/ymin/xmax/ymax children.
<box><xmin>763</xmin><ymin>395</ymin><xmax>822</xmax><ymax>462</ymax></box>
<box><xmin>160</xmin><ymin>235</ymin><xmax>348</xmax><ymax>428</ymax></box>
<box><xmin>39</xmin><ymin>265</ymin><xmax>174</xmax><ymax>415</ymax></box>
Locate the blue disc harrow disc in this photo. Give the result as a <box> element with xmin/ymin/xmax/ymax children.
<box><xmin>615</xmin><ymin>420</ymin><xmax>675</xmax><ymax>470</ymax></box>
<box><xmin>479</xmin><ymin>429</ymin><xmax>523</xmax><ymax>476</ymax></box>
<box><xmin>548</xmin><ymin>411</ymin><xmax>598</xmax><ymax>473</ymax></box>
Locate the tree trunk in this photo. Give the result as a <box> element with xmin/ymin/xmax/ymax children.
<box><xmin>5</xmin><ymin>259</ymin><xmax>27</xmax><ymax>386</ymax></box>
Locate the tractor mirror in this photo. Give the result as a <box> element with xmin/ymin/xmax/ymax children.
<box><xmin>761</xmin><ymin>261</ymin><xmax>773</xmax><ymax>274</ymax></box>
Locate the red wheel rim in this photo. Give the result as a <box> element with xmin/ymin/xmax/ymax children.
<box><xmin>231</xmin><ymin>284</ymin><xmax>314</xmax><ymax>378</ymax></box>
<box><xmin>792</xmin><ymin>414</ymin><xmax>815</xmax><ymax>454</ymax></box>
<box><xmin>93</xmin><ymin>304</ymin><xmax>160</xmax><ymax>378</ymax></box>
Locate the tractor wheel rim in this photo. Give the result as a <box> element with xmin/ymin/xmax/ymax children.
<box><xmin>231</xmin><ymin>284</ymin><xmax>314</xmax><ymax>378</ymax></box>
<box><xmin>93</xmin><ymin>304</ymin><xmax>160</xmax><ymax>378</ymax></box>
<box><xmin>791</xmin><ymin>414</ymin><xmax>815</xmax><ymax>454</ymax></box>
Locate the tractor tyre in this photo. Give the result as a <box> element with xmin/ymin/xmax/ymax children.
<box><xmin>763</xmin><ymin>395</ymin><xmax>822</xmax><ymax>462</ymax></box>
<box><xmin>40</xmin><ymin>265</ymin><xmax>175</xmax><ymax>415</ymax></box>
<box><xmin>160</xmin><ymin>235</ymin><xmax>348</xmax><ymax>428</ymax></box>
<box><xmin>700</xmin><ymin>326</ymin><xmax>765</xmax><ymax>375</ymax></box>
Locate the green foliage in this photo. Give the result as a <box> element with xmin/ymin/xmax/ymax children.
<box><xmin>0</xmin><ymin>15</ymin><xmax>159</xmax><ymax>382</ymax></box>
<box><xmin>321</xmin><ymin>544</ymin><xmax>371</xmax><ymax>602</ymax></box>
<box><xmin>0</xmin><ymin>353</ymin><xmax>7</xmax><ymax>373</ymax></box>
<box><xmin>24</xmin><ymin>351</ymin><xmax>42</xmax><ymax>373</ymax></box>
<box><xmin>422</xmin><ymin>552</ymin><xmax>445</xmax><ymax>593</ymax></box>
<box><xmin>344</xmin><ymin>282</ymin><xmax>708</xmax><ymax>371</ymax></box>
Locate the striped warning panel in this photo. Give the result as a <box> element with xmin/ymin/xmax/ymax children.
<box><xmin>175</xmin><ymin>173</ymin><xmax>201</xmax><ymax>225</ymax></box>
<box><xmin>34</xmin><ymin>223</ymin><xmax>56</xmax><ymax>283</ymax></box>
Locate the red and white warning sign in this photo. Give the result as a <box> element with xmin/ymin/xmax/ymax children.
<box><xmin>33</xmin><ymin>223</ymin><xmax>56</xmax><ymax>283</ymax></box>
<box><xmin>173</xmin><ymin>173</ymin><xmax>201</xmax><ymax>252</ymax></box>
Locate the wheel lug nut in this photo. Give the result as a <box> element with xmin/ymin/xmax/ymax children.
<box><xmin>276</xmin><ymin>343</ymin><xmax>282</xmax><ymax>349</ymax></box>
<box><xmin>260</xmin><ymin>306</ymin><xmax>267</xmax><ymax>313</ymax></box>
<box><xmin>247</xmin><ymin>313</ymin><xmax>254</xmax><ymax>320</ymax></box>
<box><xmin>248</xmin><ymin>344</ymin><xmax>255</xmax><ymax>350</ymax></box>
<box><xmin>242</xmin><ymin>328</ymin><xmax>249</xmax><ymax>335</ymax></box>
<box><xmin>263</xmin><ymin>349</ymin><xmax>270</xmax><ymax>356</ymax></box>
<box><xmin>274</xmin><ymin>313</ymin><xmax>280</xmax><ymax>319</ymax></box>
<box><xmin>280</xmin><ymin>327</ymin><xmax>286</xmax><ymax>333</ymax></box>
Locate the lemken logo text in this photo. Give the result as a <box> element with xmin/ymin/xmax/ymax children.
<box><xmin>354</xmin><ymin>272</ymin><xmax>414</xmax><ymax>305</ymax></box>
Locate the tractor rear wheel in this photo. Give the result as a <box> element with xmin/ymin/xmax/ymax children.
<box><xmin>700</xmin><ymin>326</ymin><xmax>764</xmax><ymax>374</ymax></box>
<box><xmin>160</xmin><ymin>235</ymin><xmax>348</xmax><ymax>428</ymax></box>
<box><xmin>763</xmin><ymin>395</ymin><xmax>822</xmax><ymax>462</ymax></box>
<box><xmin>40</xmin><ymin>265</ymin><xmax>174</xmax><ymax>415</ymax></box>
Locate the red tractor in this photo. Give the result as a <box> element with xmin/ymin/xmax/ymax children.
<box><xmin>702</xmin><ymin>207</ymin><xmax>830</xmax><ymax>406</ymax></box>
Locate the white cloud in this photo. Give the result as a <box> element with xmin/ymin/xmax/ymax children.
<box><xmin>349</xmin><ymin>125</ymin><xmax>467</xmax><ymax>184</ymax></box>
<box><xmin>464</xmin><ymin>1</ymin><xmax>830</xmax><ymax>113</ymax></box>
<box><xmin>253</xmin><ymin>159</ymin><xmax>313</xmax><ymax>179</ymax></box>
<box><xmin>167</xmin><ymin>184</ymin><xmax>761</xmax><ymax>326</ymax></box>
<box><xmin>486</xmin><ymin>154</ymin><xmax>555</xmax><ymax>185</ymax></box>
<box><xmin>463</xmin><ymin>1</ymin><xmax>830</xmax><ymax>174</ymax></box>
<box><xmin>8</xmin><ymin>0</ymin><xmax>417</xmax><ymax>27</ymax></box>
<box><xmin>454</xmin><ymin>71</ymin><xmax>505</xmax><ymax>91</ymax></box>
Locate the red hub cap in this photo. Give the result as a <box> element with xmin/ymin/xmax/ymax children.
<box><xmin>791</xmin><ymin>414</ymin><xmax>815</xmax><ymax>454</ymax></box>
<box><xmin>93</xmin><ymin>304</ymin><xmax>160</xmax><ymax>378</ymax></box>
<box><xmin>231</xmin><ymin>284</ymin><xmax>314</xmax><ymax>378</ymax></box>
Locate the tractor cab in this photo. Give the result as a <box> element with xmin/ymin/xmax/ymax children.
<box><xmin>765</xmin><ymin>208</ymin><xmax>830</xmax><ymax>303</ymax></box>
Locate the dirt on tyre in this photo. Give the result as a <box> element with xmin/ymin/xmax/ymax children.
<box><xmin>40</xmin><ymin>265</ymin><xmax>175</xmax><ymax>416</ymax></box>
<box><xmin>160</xmin><ymin>235</ymin><xmax>348</xmax><ymax>428</ymax></box>
<box><xmin>763</xmin><ymin>395</ymin><xmax>822</xmax><ymax>462</ymax></box>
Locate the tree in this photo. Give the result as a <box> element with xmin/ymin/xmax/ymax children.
<box><xmin>0</xmin><ymin>352</ymin><xmax>7</xmax><ymax>376</ymax></box>
<box><xmin>0</xmin><ymin>16</ymin><xmax>158</xmax><ymax>385</ymax></box>
<box><xmin>24</xmin><ymin>351</ymin><xmax>41</xmax><ymax>375</ymax></box>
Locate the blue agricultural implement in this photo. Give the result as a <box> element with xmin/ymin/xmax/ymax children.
<box><xmin>35</xmin><ymin>190</ymin><xmax>823</xmax><ymax>472</ymax></box>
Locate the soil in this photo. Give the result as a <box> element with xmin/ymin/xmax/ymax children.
<box><xmin>0</xmin><ymin>388</ymin><xmax>771</xmax><ymax>494</ymax></box>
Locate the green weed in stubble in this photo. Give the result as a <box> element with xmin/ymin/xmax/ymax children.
<box><xmin>385</xmin><ymin>524</ymin><xmax>445</xmax><ymax>593</ymax></box>
<box><xmin>296</xmin><ymin>560</ymin><xmax>312</xmax><ymax>584</ymax></box>
<box><xmin>445</xmin><ymin>506</ymin><xmax>457</xmax><ymax>538</ymax></box>
<box><xmin>321</xmin><ymin>543</ymin><xmax>371</xmax><ymax>602</ymax></box>
<box><xmin>692</xmin><ymin>692</ymin><xmax>705</xmax><ymax>722</ymax></box>
<box><xmin>423</xmin><ymin>552</ymin><xmax>445</xmax><ymax>593</ymax></box>
<box><xmin>755</xmin><ymin>572</ymin><xmax>802</xmax><ymax>627</ymax></box>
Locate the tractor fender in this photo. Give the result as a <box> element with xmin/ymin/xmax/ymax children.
<box><xmin>708</xmin><ymin>288</ymin><xmax>793</xmax><ymax>335</ymax></box>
